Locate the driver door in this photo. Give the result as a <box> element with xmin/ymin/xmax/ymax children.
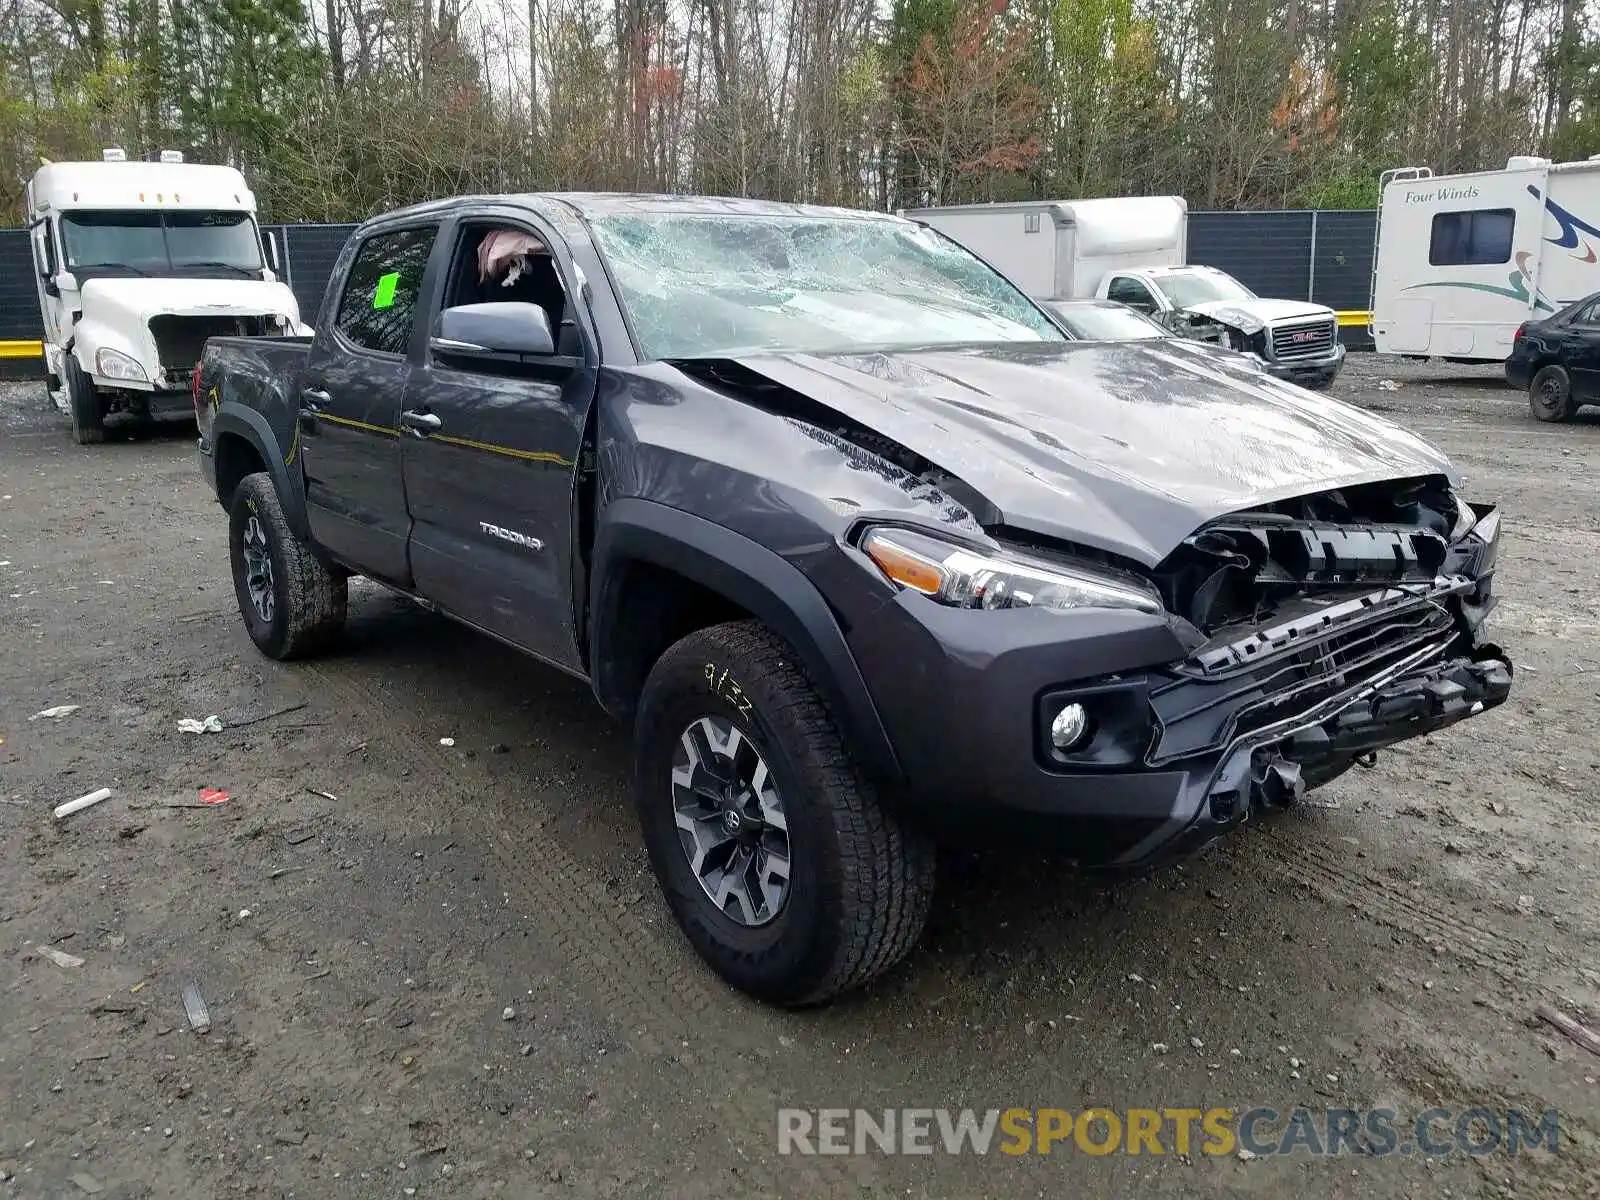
<box><xmin>1107</xmin><ymin>275</ymin><xmax>1166</xmax><ymax>325</ymax></box>
<box><xmin>400</xmin><ymin>214</ymin><xmax>597</xmax><ymax>673</ymax></box>
<box><xmin>30</xmin><ymin>222</ymin><xmax>79</xmax><ymax>390</ymax></box>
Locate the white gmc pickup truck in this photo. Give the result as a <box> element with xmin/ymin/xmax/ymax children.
<box><xmin>907</xmin><ymin>196</ymin><xmax>1346</xmax><ymax>388</ymax></box>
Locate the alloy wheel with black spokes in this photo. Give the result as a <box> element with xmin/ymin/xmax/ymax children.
<box><xmin>634</xmin><ymin>619</ymin><xmax>935</xmax><ymax>1006</ymax></box>
<box><xmin>671</xmin><ymin>715</ymin><xmax>791</xmax><ymax>927</ymax></box>
<box><xmin>227</xmin><ymin>472</ymin><xmax>347</xmax><ymax>660</ymax></box>
<box><xmin>240</xmin><ymin>512</ymin><xmax>277</xmax><ymax>625</ymax></box>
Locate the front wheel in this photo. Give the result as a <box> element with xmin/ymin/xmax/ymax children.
<box><xmin>228</xmin><ymin>472</ymin><xmax>347</xmax><ymax>659</ymax></box>
<box><xmin>1529</xmin><ymin>364</ymin><xmax>1579</xmax><ymax>422</ymax></box>
<box><xmin>64</xmin><ymin>356</ymin><xmax>104</xmax><ymax>445</ymax></box>
<box><xmin>633</xmin><ymin>620</ymin><xmax>935</xmax><ymax>1006</ymax></box>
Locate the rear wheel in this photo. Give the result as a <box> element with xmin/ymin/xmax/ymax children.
<box><xmin>64</xmin><ymin>356</ymin><xmax>104</xmax><ymax>445</ymax></box>
<box><xmin>634</xmin><ymin>620</ymin><xmax>935</xmax><ymax>1006</ymax></box>
<box><xmin>228</xmin><ymin>472</ymin><xmax>346</xmax><ymax>659</ymax></box>
<box><xmin>1529</xmin><ymin>364</ymin><xmax>1579</xmax><ymax>422</ymax></box>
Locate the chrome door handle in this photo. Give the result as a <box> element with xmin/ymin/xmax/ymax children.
<box><xmin>301</xmin><ymin>387</ymin><xmax>332</xmax><ymax>410</ymax></box>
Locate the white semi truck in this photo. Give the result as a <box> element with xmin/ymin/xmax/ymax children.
<box><xmin>25</xmin><ymin>149</ymin><xmax>307</xmax><ymax>443</ymax></box>
<box><xmin>905</xmin><ymin>196</ymin><xmax>1346</xmax><ymax>388</ymax></box>
<box><xmin>1370</xmin><ymin>154</ymin><xmax>1600</xmax><ymax>362</ymax></box>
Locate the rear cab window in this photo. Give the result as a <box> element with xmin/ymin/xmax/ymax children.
<box><xmin>334</xmin><ymin>226</ymin><xmax>438</xmax><ymax>355</ymax></box>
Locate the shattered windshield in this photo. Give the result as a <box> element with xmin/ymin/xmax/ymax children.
<box><xmin>1156</xmin><ymin>270</ymin><xmax>1256</xmax><ymax>307</ymax></box>
<box><xmin>588</xmin><ymin>212</ymin><xmax>1063</xmax><ymax>359</ymax></box>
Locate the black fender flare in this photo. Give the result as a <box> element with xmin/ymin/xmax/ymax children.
<box><xmin>590</xmin><ymin>497</ymin><xmax>903</xmax><ymax>787</ymax></box>
<box><xmin>212</xmin><ymin>402</ymin><xmax>310</xmax><ymax>540</ymax></box>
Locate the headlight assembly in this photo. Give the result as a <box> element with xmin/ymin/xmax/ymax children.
<box><xmin>95</xmin><ymin>348</ymin><xmax>146</xmax><ymax>381</ymax></box>
<box><xmin>858</xmin><ymin>526</ymin><xmax>1163</xmax><ymax>615</ymax></box>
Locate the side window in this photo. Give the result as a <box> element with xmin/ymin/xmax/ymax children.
<box><xmin>335</xmin><ymin>226</ymin><xmax>438</xmax><ymax>355</ymax></box>
<box><xmin>1428</xmin><ymin>209</ymin><xmax>1515</xmax><ymax>267</ymax></box>
<box><xmin>442</xmin><ymin>223</ymin><xmax>581</xmax><ymax>357</ymax></box>
<box><xmin>1108</xmin><ymin>276</ymin><xmax>1157</xmax><ymax>311</ymax></box>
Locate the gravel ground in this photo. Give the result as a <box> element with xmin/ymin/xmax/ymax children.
<box><xmin>0</xmin><ymin>354</ymin><xmax>1596</xmax><ymax>1198</ymax></box>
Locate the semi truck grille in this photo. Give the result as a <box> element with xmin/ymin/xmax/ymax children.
<box><xmin>1268</xmin><ymin>317</ymin><xmax>1336</xmax><ymax>362</ymax></box>
<box><xmin>148</xmin><ymin>314</ymin><xmax>273</xmax><ymax>381</ymax></box>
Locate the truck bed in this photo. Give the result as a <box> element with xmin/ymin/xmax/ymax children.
<box><xmin>197</xmin><ymin>334</ymin><xmax>313</xmax><ymax>454</ymax></box>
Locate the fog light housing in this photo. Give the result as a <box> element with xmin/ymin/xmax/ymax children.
<box><xmin>1050</xmin><ymin>702</ymin><xmax>1090</xmax><ymax>751</ymax></box>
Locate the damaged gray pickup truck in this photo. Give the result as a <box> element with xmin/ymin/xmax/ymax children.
<box><xmin>194</xmin><ymin>194</ymin><xmax>1512</xmax><ymax>1006</ymax></box>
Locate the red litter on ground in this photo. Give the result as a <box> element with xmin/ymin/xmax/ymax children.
<box><xmin>199</xmin><ymin>788</ymin><xmax>230</xmax><ymax>806</ymax></box>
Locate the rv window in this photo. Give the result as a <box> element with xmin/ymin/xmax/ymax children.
<box><xmin>1428</xmin><ymin>209</ymin><xmax>1515</xmax><ymax>267</ymax></box>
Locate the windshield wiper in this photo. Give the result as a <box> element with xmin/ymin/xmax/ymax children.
<box><xmin>75</xmin><ymin>263</ymin><xmax>152</xmax><ymax>276</ymax></box>
<box><xmin>183</xmin><ymin>261</ymin><xmax>261</xmax><ymax>278</ymax></box>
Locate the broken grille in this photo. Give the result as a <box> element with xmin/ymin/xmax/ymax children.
<box><xmin>148</xmin><ymin>314</ymin><xmax>273</xmax><ymax>379</ymax></box>
<box><xmin>1147</xmin><ymin>594</ymin><xmax>1457</xmax><ymax>764</ymax></box>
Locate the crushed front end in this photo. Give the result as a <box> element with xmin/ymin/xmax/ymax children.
<box><xmin>844</xmin><ymin>476</ymin><xmax>1510</xmax><ymax>869</ymax></box>
<box><xmin>1053</xmin><ymin>478</ymin><xmax>1509</xmax><ymax>864</ymax></box>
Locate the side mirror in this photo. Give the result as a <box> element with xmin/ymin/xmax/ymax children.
<box><xmin>432</xmin><ymin>302</ymin><xmax>555</xmax><ymax>358</ymax></box>
<box><xmin>264</xmin><ymin>230</ymin><xmax>283</xmax><ymax>274</ymax></box>
<box><xmin>32</xmin><ymin>227</ymin><xmax>59</xmax><ymax>293</ymax></box>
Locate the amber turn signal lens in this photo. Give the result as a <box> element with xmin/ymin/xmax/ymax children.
<box><xmin>862</xmin><ymin>531</ymin><xmax>945</xmax><ymax>595</ymax></box>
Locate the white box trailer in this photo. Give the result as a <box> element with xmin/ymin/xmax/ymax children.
<box><xmin>1370</xmin><ymin>154</ymin><xmax>1600</xmax><ymax>361</ymax></box>
<box><xmin>902</xmin><ymin>196</ymin><xmax>1188</xmax><ymax>300</ymax></box>
<box><xmin>906</xmin><ymin>196</ymin><xmax>1346</xmax><ymax>387</ymax></box>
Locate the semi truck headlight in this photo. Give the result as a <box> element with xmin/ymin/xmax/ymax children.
<box><xmin>95</xmin><ymin>348</ymin><xmax>146</xmax><ymax>381</ymax></box>
<box><xmin>859</xmin><ymin>526</ymin><xmax>1163</xmax><ymax>615</ymax></box>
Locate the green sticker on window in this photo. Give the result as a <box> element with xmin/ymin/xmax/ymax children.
<box><xmin>372</xmin><ymin>271</ymin><xmax>400</xmax><ymax>309</ymax></box>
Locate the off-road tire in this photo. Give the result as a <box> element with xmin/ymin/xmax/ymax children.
<box><xmin>228</xmin><ymin>472</ymin><xmax>346</xmax><ymax>660</ymax></box>
<box><xmin>1529</xmin><ymin>364</ymin><xmax>1579</xmax><ymax>423</ymax></box>
<box><xmin>64</xmin><ymin>356</ymin><xmax>104</xmax><ymax>445</ymax></box>
<box><xmin>634</xmin><ymin>620</ymin><xmax>935</xmax><ymax>1006</ymax></box>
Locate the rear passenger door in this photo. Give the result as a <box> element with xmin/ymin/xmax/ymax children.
<box><xmin>399</xmin><ymin>213</ymin><xmax>597</xmax><ymax>673</ymax></box>
<box><xmin>1560</xmin><ymin>300</ymin><xmax>1600</xmax><ymax>397</ymax></box>
<box><xmin>299</xmin><ymin>224</ymin><xmax>440</xmax><ymax>585</ymax></box>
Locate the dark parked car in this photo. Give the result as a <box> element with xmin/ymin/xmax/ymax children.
<box><xmin>1506</xmin><ymin>294</ymin><xmax>1600</xmax><ymax>421</ymax></box>
<box><xmin>193</xmin><ymin>194</ymin><xmax>1512</xmax><ymax>1005</ymax></box>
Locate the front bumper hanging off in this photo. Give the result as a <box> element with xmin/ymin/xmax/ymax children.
<box><xmin>1261</xmin><ymin>343</ymin><xmax>1346</xmax><ymax>387</ymax></box>
<box><xmin>1132</xmin><ymin>644</ymin><xmax>1513</xmax><ymax>867</ymax></box>
<box><xmin>849</xmin><ymin>561</ymin><xmax>1512</xmax><ymax>870</ymax></box>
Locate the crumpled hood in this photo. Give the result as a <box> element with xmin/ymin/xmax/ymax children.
<box><xmin>720</xmin><ymin>341</ymin><xmax>1454</xmax><ymax>566</ymax></box>
<box><xmin>1183</xmin><ymin>297</ymin><xmax>1332</xmax><ymax>333</ymax></box>
<box><xmin>80</xmin><ymin>276</ymin><xmax>299</xmax><ymax>323</ymax></box>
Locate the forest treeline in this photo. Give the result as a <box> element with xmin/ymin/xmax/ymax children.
<box><xmin>2</xmin><ymin>0</ymin><xmax>1597</xmax><ymax>224</ymax></box>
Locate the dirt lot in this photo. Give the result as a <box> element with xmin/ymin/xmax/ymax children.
<box><xmin>1</xmin><ymin>354</ymin><xmax>1596</xmax><ymax>1199</ymax></box>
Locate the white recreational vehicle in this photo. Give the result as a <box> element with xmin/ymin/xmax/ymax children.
<box><xmin>905</xmin><ymin>196</ymin><xmax>1346</xmax><ymax>387</ymax></box>
<box><xmin>1370</xmin><ymin>154</ymin><xmax>1600</xmax><ymax>362</ymax></box>
<box><xmin>25</xmin><ymin>149</ymin><xmax>306</xmax><ymax>444</ymax></box>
